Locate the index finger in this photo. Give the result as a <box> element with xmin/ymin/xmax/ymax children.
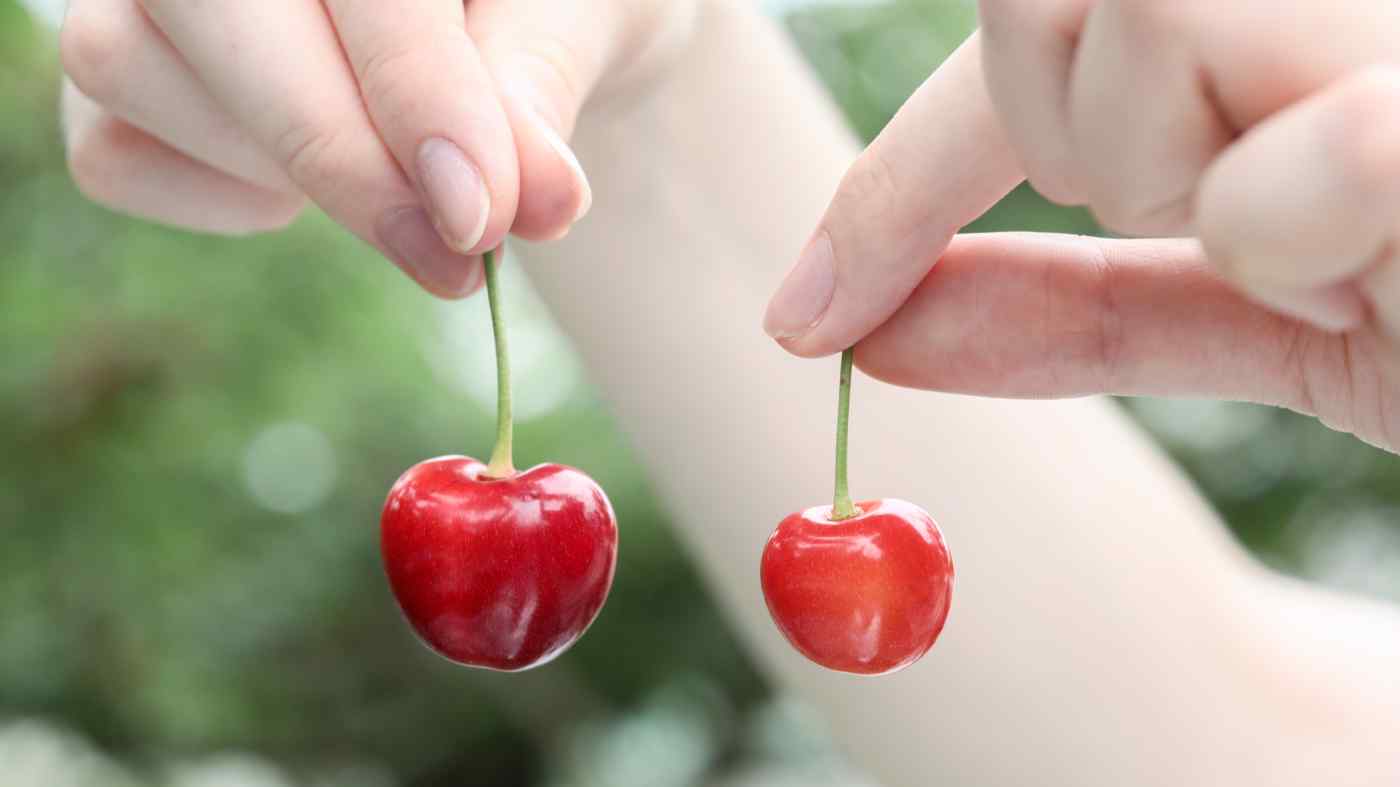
<box><xmin>325</xmin><ymin>0</ymin><xmax>519</xmax><ymax>255</ymax></box>
<box><xmin>137</xmin><ymin>0</ymin><xmax>482</xmax><ymax>298</ymax></box>
<box><xmin>763</xmin><ymin>33</ymin><xmax>1026</xmax><ymax>357</ymax></box>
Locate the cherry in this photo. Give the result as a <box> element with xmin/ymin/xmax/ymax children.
<box><xmin>381</xmin><ymin>456</ymin><xmax>617</xmax><ymax>670</ymax></box>
<box><xmin>761</xmin><ymin>499</ymin><xmax>952</xmax><ymax>675</ymax></box>
<box><xmin>380</xmin><ymin>249</ymin><xmax>617</xmax><ymax>671</ymax></box>
<box><xmin>760</xmin><ymin>350</ymin><xmax>953</xmax><ymax>675</ymax></box>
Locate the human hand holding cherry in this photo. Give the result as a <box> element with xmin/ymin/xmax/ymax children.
<box><xmin>380</xmin><ymin>250</ymin><xmax>618</xmax><ymax>670</ymax></box>
<box><xmin>765</xmin><ymin>9</ymin><xmax>1400</xmax><ymax>453</ymax></box>
<box><xmin>60</xmin><ymin>0</ymin><xmax>692</xmax><ymax>297</ymax></box>
<box><xmin>761</xmin><ymin>350</ymin><xmax>954</xmax><ymax>675</ymax></box>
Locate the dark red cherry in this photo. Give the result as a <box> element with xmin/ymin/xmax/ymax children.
<box><xmin>380</xmin><ymin>455</ymin><xmax>617</xmax><ymax>671</ymax></box>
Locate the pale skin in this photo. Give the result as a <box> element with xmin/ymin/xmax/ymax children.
<box><xmin>57</xmin><ymin>0</ymin><xmax>1400</xmax><ymax>783</ymax></box>
<box><xmin>765</xmin><ymin>2</ymin><xmax>1400</xmax><ymax>453</ymax></box>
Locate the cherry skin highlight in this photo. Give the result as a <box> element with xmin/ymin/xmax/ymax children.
<box><xmin>380</xmin><ymin>455</ymin><xmax>618</xmax><ymax>671</ymax></box>
<box><xmin>760</xmin><ymin>499</ymin><xmax>953</xmax><ymax>675</ymax></box>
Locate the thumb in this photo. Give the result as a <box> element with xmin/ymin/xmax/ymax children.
<box><xmin>470</xmin><ymin>0</ymin><xmax>688</xmax><ymax>240</ymax></box>
<box><xmin>763</xmin><ymin>32</ymin><xmax>1025</xmax><ymax>357</ymax></box>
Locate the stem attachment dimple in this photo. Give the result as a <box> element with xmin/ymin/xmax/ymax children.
<box><xmin>483</xmin><ymin>248</ymin><xmax>515</xmax><ymax>478</ymax></box>
<box><xmin>830</xmin><ymin>347</ymin><xmax>860</xmax><ymax>521</ymax></box>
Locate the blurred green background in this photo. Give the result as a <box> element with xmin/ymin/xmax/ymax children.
<box><xmin>2</xmin><ymin>1</ymin><xmax>1398</xmax><ymax>785</ymax></box>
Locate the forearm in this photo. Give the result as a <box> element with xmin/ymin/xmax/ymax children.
<box><xmin>515</xmin><ymin>1</ymin><xmax>1398</xmax><ymax>783</ymax></box>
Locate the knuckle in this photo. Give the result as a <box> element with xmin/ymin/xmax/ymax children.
<box><xmin>833</xmin><ymin>150</ymin><xmax>901</xmax><ymax>217</ymax></box>
<box><xmin>1086</xmin><ymin>240</ymin><xmax>1127</xmax><ymax>389</ymax></box>
<box><xmin>59</xmin><ymin>8</ymin><xmax>128</xmax><ymax>103</ymax></box>
<box><xmin>357</xmin><ymin>41</ymin><xmax>429</xmax><ymax>114</ymax></box>
<box><xmin>356</xmin><ymin>25</ymin><xmax>476</xmax><ymax>120</ymax></box>
<box><xmin>273</xmin><ymin>118</ymin><xmax>347</xmax><ymax>191</ymax></box>
<box><xmin>826</xmin><ymin>151</ymin><xmax>902</xmax><ymax>264</ymax></box>
<box><xmin>1281</xmin><ymin>319</ymin><xmax>1320</xmax><ymax>417</ymax></box>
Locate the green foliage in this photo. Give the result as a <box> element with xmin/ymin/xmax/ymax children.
<box><xmin>0</xmin><ymin>7</ymin><xmax>758</xmax><ymax>784</ymax></box>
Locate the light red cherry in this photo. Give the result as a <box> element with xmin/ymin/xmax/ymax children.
<box><xmin>760</xmin><ymin>348</ymin><xmax>954</xmax><ymax>675</ymax></box>
<box><xmin>381</xmin><ymin>455</ymin><xmax>617</xmax><ymax>671</ymax></box>
<box><xmin>761</xmin><ymin>499</ymin><xmax>952</xmax><ymax>675</ymax></box>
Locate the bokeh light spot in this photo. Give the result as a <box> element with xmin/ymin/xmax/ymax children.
<box><xmin>242</xmin><ymin>422</ymin><xmax>337</xmax><ymax>514</ymax></box>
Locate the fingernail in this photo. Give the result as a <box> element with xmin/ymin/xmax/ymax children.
<box><xmin>765</xmin><ymin>233</ymin><xmax>836</xmax><ymax>340</ymax></box>
<box><xmin>416</xmin><ymin>137</ymin><xmax>490</xmax><ymax>252</ymax></box>
<box><xmin>525</xmin><ymin>107</ymin><xmax>592</xmax><ymax>222</ymax></box>
<box><xmin>377</xmin><ymin>206</ymin><xmax>481</xmax><ymax>298</ymax></box>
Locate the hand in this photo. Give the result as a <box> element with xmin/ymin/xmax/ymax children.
<box><xmin>59</xmin><ymin>0</ymin><xmax>691</xmax><ymax>297</ymax></box>
<box><xmin>764</xmin><ymin>4</ymin><xmax>1400</xmax><ymax>453</ymax></box>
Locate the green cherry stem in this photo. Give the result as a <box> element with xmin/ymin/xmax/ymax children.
<box><xmin>830</xmin><ymin>347</ymin><xmax>860</xmax><ymax>521</ymax></box>
<box><xmin>483</xmin><ymin>248</ymin><xmax>516</xmax><ymax>478</ymax></box>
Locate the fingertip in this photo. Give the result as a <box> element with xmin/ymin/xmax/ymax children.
<box><xmin>763</xmin><ymin>232</ymin><xmax>836</xmax><ymax>344</ymax></box>
<box><xmin>416</xmin><ymin>138</ymin><xmax>490</xmax><ymax>253</ymax></box>
<box><xmin>506</xmin><ymin>101</ymin><xmax>593</xmax><ymax>240</ymax></box>
<box><xmin>377</xmin><ymin>206</ymin><xmax>485</xmax><ymax>299</ymax></box>
<box><xmin>532</xmin><ymin>107</ymin><xmax>592</xmax><ymax>223</ymax></box>
<box><xmin>230</xmin><ymin>192</ymin><xmax>308</xmax><ymax>235</ymax></box>
<box><xmin>466</xmin><ymin>194</ymin><xmax>517</xmax><ymax>257</ymax></box>
<box><xmin>417</xmin><ymin>258</ymin><xmax>485</xmax><ymax>300</ymax></box>
<box><xmin>770</xmin><ymin>335</ymin><xmax>840</xmax><ymax>360</ymax></box>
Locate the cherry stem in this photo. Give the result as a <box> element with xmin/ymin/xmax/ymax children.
<box><xmin>831</xmin><ymin>347</ymin><xmax>860</xmax><ymax>521</ymax></box>
<box><xmin>483</xmin><ymin>248</ymin><xmax>515</xmax><ymax>478</ymax></box>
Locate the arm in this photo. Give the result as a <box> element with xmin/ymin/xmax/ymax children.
<box><xmin>517</xmin><ymin>2</ymin><xmax>1400</xmax><ymax>783</ymax></box>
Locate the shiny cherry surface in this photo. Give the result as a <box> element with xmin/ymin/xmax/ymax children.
<box><xmin>380</xmin><ymin>455</ymin><xmax>617</xmax><ymax>671</ymax></box>
<box><xmin>760</xmin><ymin>499</ymin><xmax>953</xmax><ymax>675</ymax></box>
